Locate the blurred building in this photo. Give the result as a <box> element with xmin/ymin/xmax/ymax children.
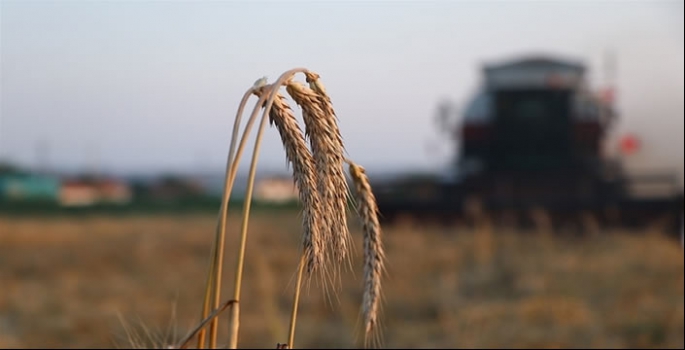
<box><xmin>59</xmin><ymin>177</ymin><xmax>132</xmax><ymax>207</ymax></box>
<box><xmin>98</xmin><ymin>179</ymin><xmax>133</xmax><ymax>204</ymax></box>
<box><xmin>145</xmin><ymin>176</ymin><xmax>206</xmax><ymax>200</ymax></box>
<box><xmin>254</xmin><ymin>176</ymin><xmax>298</xmax><ymax>204</ymax></box>
<box><xmin>0</xmin><ymin>174</ymin><xmax>61</xmax><ymax>202</ymax></box>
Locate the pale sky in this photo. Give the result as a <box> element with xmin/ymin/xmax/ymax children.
<box><xmin>1</xmin><ymin>0</ymin><xmax>683</xmax><ymax>179</ymax></box>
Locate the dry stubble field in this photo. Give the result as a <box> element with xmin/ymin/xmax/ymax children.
<box><xmin>0</xmin><ymin>212</ymin><xmax>683</xmax><ymax>349</ymax></box>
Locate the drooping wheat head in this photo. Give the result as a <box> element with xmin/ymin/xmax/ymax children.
<box><xmin>252</xmin><ymin>85</ymin><xmax>324</xmax><ymax>277</ymax></box>
<box><xmin>346</xmin><ymin>160</ymin><xmax>385</xmax><ymax>348</ymax></box>
<box><xmin>285</xmin><ymin>80</ymin><xmax>352</xmax><ymax>287</ymax></box>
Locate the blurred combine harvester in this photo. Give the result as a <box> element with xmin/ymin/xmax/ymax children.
<box><xmin>374</xmin><ymin>54</ymin><xmax>684</xmax><ymax>237</ymax></box>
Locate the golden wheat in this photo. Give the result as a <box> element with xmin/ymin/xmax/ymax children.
<box><xmin>253</xmin><ymin>86</ymin><xmax>324</xmax><ymax>277</ymax></box>
<box><xmin>185</xmin><ymin>68</ymin><xmax>383</xmax><ymax>349</ymax></box>
<box><xmin>301</xmin><ymin>73</ymin><xmax>353</xmax><ymax>274</ymax></box>
<box><xmin>347</xmin><ymin>160</ymin><xmax>385</xmax><ymax>348</ymax></box>
<box><xmin>285</xmin><ymin>81</ymin><xmax>352</xmax><ymax>284</ymax></box>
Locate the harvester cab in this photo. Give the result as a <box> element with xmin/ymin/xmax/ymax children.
<box><xmin>460</xmin><ymin>57</ymin><xmax>611</xmax><ymax>168</ymax></box>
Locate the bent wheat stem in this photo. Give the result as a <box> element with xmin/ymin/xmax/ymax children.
<box><xmin>203</xmin><ymin>80</ymin><xmax>272</xmax><ymax>348</ymax></box>
<box><xmin>226</xmin><ymin>101</ymin><xmax>270</xmax><ymax>349</ymax></box>
<box><xmin>226</xmin><ymin>68</ymin><xmax>310</xmax><ymax>349</ymax></box>
<box><xmin>200</xmin><ymin>88</ymin><xmax>255</xmax><ymax>348</ymax></box>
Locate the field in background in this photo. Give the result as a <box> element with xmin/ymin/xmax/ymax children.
<box><xmin>0</xmin><ymin>213</ymin><xmax>683</xmax><ymax>349</ymax></box>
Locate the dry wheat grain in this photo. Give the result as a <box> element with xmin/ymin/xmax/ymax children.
<box><xmin>347</xmin><ymin>160</ymin><xmax>385</xmax><ymax>347</ymax></box>
<box><xmin>253</xmin><ymin>86</ymin><xmax>324</xmax><ymax>276</ymax></box>
<box><xmin>285</xmin><ymin>81</ymin><xmax>352</xmax><ymax>281</ymax></box>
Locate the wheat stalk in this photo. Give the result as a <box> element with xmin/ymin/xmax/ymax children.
<box><xmin>346</xmin><ymin>159</ymin><xmax>385</xmax><ymax>348</ymax></box>
<box><xmin>285</xmin><ymin>80</ymin><xmax>352</xmax><ymax>291</ymax></box>
<box><xmin>196</xmin><ymin>77</ymin><xmax>282</xmax><ymax>349</ymax></box>
<box><xmin>198</xmin><ymin>85</ymin><xmax>269</xmax><ymax>349</ymax></box>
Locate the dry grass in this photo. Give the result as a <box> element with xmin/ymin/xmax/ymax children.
<box><xmin>0</xmin><ymin>214</ymin><xmax>682</xmax><ymax>349</ymax></box>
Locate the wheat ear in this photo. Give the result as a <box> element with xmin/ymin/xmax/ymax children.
<box><xmin>346</xmin><ymin>159</ymin><xmax>385</xmax><ymax>348</ymax></box>
<box><xmin>285</xmin><ymin>80</ymin><xmax>352</xmax><ymax>292</ymax></box>
<box><xmin>252</xmin><ymin>86</ymin><xmax>324</xmax><ymax>277</ymax></box>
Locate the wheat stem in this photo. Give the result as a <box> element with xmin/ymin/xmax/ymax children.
<box><xmin>197</xmin><ymin>252</ymin><xmax>215</xmax><ymax>349</ymax></box>
<box><xmin>287</xmin><ymin>254</ymin><xmax>306</xmax><ymax>349</ymax></box>
<box><xmin>200</xmin><ymin>89</ymin><xmax>254</xmax><ymax>348</ymax></box>
<box><xmin>203</xmin><ymin>83</ymin><xmax>273</xmax><ymax>348</ymax></box>
<box><xmin>226</xmin><ymin>107</ymin><xmax>269</xmax><ymax>349</ymax></box>
<box><xmin>226</xmin><ymin>69</ymin><xmax>309</xmax><ymax>349</ymax></box>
